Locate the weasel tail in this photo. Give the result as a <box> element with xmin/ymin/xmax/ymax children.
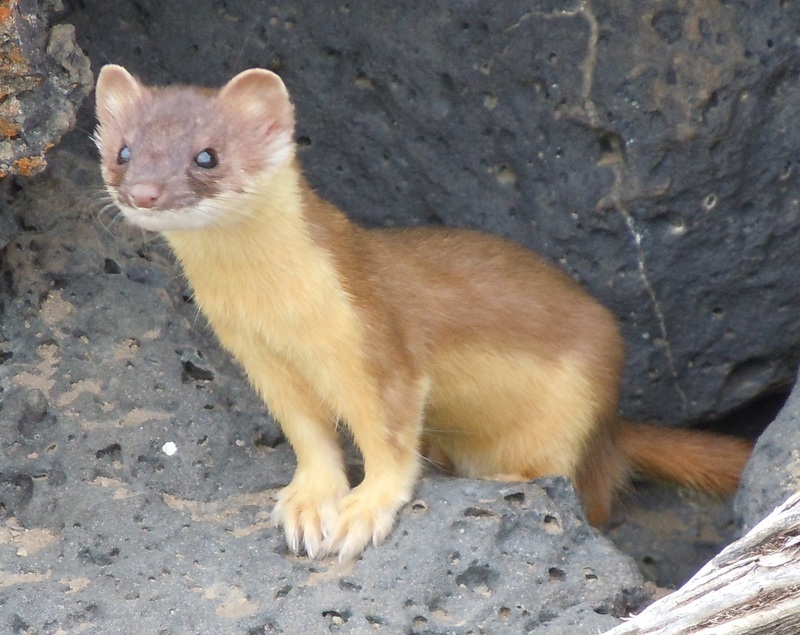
<box><xmin>94</xmin><ymin>64</ymin><xmax>753</xmax><ymax>560</ymax></box>
<box><xmin>617</xmin><ymin>422</ymin><xmax>752</xmax><ymax>495</ymax></box>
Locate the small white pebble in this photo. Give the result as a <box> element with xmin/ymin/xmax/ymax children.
<box><xmin>162</xmin><ymin>441</ymin><xmax>178</xmax><ymax>456</ymax></box>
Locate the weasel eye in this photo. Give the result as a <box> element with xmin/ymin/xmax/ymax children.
<box><xmin>194</xmin><ymin>148</ymin><xmax>218</xmax><ymax>169</ymax></box>
<box><xmin>117</xmin><ymin>145</ymin><xmax>131</xmax><ymax>165</ymax></box>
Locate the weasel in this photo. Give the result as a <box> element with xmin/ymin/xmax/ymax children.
<box><xmin>94</xmin><ymin>65</ymin><xmax>753</xmax><ymax>560</ymax></box>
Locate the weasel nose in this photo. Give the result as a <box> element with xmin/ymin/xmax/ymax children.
<box><xmin>129</xmin><ymin>183</ymin><xmax>162</xmax><ymax>209</ymax></box>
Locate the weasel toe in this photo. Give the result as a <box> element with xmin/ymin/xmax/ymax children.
<box><xmin>323</xmin><ymin>478</ymin><xmax>412</xmax><ymax>561</ymax></box>
<box><xmin>272</xmin><ymin>471</ymin><xmax>349</xmax><ymax>558</ymax></box>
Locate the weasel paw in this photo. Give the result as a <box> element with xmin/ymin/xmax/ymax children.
<box><xmin>272</xmin><ymin>475</ymin><xmax>349</xmax><ymax>558</ymax></box>
<box><xmin>323</xmin><ymin>481</ymin><xmax>410</xmax><ymax>561</ymax></box>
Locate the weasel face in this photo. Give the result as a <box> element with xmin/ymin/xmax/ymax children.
<box><xmin>94</xmin><ymin>65</ymin><xmax>296</xmax><ymax>232</ymax></box>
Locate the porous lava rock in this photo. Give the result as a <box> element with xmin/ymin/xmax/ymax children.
<box><xmin>0</xmin><ymin>0</ymin><xmax>92</xmax><ymax>178</ymax></box>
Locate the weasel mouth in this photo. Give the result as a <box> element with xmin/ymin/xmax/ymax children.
<box><xmin>120</xmin><ymin>205</ymin><xmax>188</xmax><ymax>232</ymax></box>
<box><xmin>118</xmin><ymin>203</ymin><xmax>219</xmax><ymax>232</ymax></box>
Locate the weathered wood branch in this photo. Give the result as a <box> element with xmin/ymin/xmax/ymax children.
<box><xmin>604</xmin><ymin>491</ymin><xmax>800</xmax><ymax>635</ymax></box>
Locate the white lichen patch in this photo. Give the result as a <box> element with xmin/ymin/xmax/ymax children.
<box><xmin>0</xmin><ymin>571</ymin><xmax>52</xmax><ymax>588</ymax></box>
<box><xmin>13</xmin><ymin>342</ymin><xmax>59</xmax><ymax>396</ymax></box>
<box><xmin>60</xmin><ymin>576</ymin><xmax>91</xmax><ymax>594</ymax></box>
<box><xmin>0</xmin><ymin>519</ymin><xmax>58</xmax><ymax>557</ymax></box>
<box><xmin>56</xmin><ymin>379</ymin><xmax>103</xmax><ymax>407</ymax></box>
<box><xmin>39</xmin><ymin>289</ymin><xmax>76</xmax><ymax>329</ymax></box>
<box><xmin>121</xmin><ymin>408</ymin><xmax>172</xmax><ymax>427</ymax></box>
<box><xmin>199</xmin><ymin>583</ymin><xmax>259</xmax><ymax>619</ymax></box>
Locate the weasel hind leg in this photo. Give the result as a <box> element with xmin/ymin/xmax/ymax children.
<box><xmin>573</xmin><ymin>428</ymin><xmax>628</xmax><ymax>525</ymax></box>
<box><xmin>424</xmin><ymin>348</ymin><xmax>623</xmax><ymax>525</ymax></box>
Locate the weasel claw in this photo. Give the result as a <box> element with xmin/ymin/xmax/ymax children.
<box><xmin>272</xmin><ymin>475</ymin><xmax>347</xmax><ymax>558</ymax></box>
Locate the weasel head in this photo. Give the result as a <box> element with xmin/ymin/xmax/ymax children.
<box><xmin>94</xmin><ymin>65</ymin><xmax>296</xmax><ymax>232</ymax></box>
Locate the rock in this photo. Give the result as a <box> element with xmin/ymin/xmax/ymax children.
<box><xmin>1</xmin><ymin>436</ymin><xmax>644</xmax><ymax>633</ymax></box>
<box><xmin>179</xmin><ymin>348</ymin><xmax>216</xmax><ymax>382</ymax></box>
<box><xmin>605</xmin><ymin>482</ymin><xmax>741</xmax><ymax>589</ymax></box>
<box><xmin>0</xmin><ymin>473</ymin><xmax>34</xmax><ymax>519</ymax></box>
<box><xmin>735</xmin><ymin>374</ymin><xmax>800</xmax><ymax>532</ymax></box>
<box><xmin>0</xmin><ymin>0</ymin><xmax>92</xmax><ymax>178</ymax></box>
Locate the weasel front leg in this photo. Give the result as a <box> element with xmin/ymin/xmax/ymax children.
<box><xmin>323</xmin><ymin>373</ymin><xmax>429</xmax><ymax>560</ymax></box>
<box><xmin>272</xmin><ymin>416</ymin><xmax>349</xmax><ymax>558</ymax></box>
<box><xmin>239</xmin><ymin>351</ymin><xmax>350</xmax><ymax>557</ymax></box>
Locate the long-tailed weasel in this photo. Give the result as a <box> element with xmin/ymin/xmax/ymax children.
<box><xmin>94</xmin><ymin>65</ymin><xmax>752</xmax><ymax>560</ymax></box>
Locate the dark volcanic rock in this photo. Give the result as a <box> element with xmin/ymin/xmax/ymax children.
<box><xmin>735</xmin><ymin>374</ymin><xmax>800</xmax><ymax>532</ymax></box>
<box><xmin>0</xmin><ymin>0</ymin><xmax>92</xmax><ymax>178</ymax></box>
<box><xmin>63</xmin><ymin>0</ymin><xmax>800</xmax><ymax>424</ymax></box>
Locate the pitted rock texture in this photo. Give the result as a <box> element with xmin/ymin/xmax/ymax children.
<box><xmin>0</xmin><ymin>0</ymin><xmax>92</xmax><ymax>178</ymax></box>
<box><xmin>62</xmin><ymin>0</ymin><xmax>800</xmax><ymax>424</ymax></box>
<box><xmin>0</xmin><ymin>467</ymin><xmax>642</xmax><ymax>634</ymax></box>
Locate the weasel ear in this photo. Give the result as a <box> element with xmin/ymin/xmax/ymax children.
<box><xmin>95</xmin><ymin>65</ymin><xmax>143</xmax><ymax>123</ymax></box>
<box><xmin>218</xmin><ymin>68</ymin><xmax>295</xmax><ymax>132</ymax></box>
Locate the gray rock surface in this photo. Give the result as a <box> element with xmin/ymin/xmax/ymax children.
<box><xmin>62</xmin><ymin>0</ymin><xmax>800</xmax><ymax>424</ymax></box>
<box><xmin>735</xmin><ymin>374</ymin><xmax>800</xmax><ymax>532</ymax></box>
<box><xmin>0</xmin><ymin>144</ymin><xmax>647</xmax><ymax>633</ymax></box>
<box><xmin>0</xmin><ymin>0</ymin><xmax>92</xmax><ymax>178</ymax></box>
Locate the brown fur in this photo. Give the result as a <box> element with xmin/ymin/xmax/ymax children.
<box><xmin>94</xmin><ymin>65</ymin><xmax>753</xmax><ymax>560</ymax></box>
<box><xmin>616</xmin><ymin>421</ymin><xmax>753</xmax><ymax>495</ymax></box>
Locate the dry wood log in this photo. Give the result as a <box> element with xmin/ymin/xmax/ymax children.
<box><xmin>604</xmin><ymin>491</ymin><xmax>800</xmax><ymax>635</ymax></box>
